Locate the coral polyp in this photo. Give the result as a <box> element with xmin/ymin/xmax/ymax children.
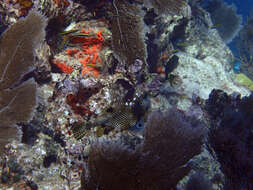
<box><xmin>0</xmin><ymin>0</ymin><xmax>252</xmax><ymax>189</ymax></box>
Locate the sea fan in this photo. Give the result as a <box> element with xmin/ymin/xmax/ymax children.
<box><xmin>0</xmin><ymin>10</ymin><xmax>47</xmax><ymax>152</ymax></box>
<box><xmin>82</xmin><ymin>108</ymin><xmax>207</xmax><ymax>190</ymax></box>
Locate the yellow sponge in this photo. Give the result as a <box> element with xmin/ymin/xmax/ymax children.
<box><xmin>235</xmin><ymin>73</ymin><xmax>253</xmax><ymax>91</ymax></box>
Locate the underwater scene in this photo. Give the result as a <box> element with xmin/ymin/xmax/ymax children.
<box><xmin>1</xmin><ymin>0</ymin><xmax>253</xmax><ymax>189</ymax></box>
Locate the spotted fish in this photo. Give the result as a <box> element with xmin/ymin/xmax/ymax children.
<box><xmin>71</xmin><ymin>106</ymin><xmax>138</xmax><ymax>140</ymax></box>
<box><xmin>101</xmin><ymin>107</ymin><xmax>138</xmax><ymax>131</ymax></box>
<box><xmin>71</xmin><ymin>122</ymin><xmax>92</xmax><ymax>140</ymax></box>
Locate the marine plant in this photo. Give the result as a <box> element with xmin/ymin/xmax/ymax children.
<box><xmin>82</xmin><ymin>108</ymin><xmax>206</xmax><ymax>190</ymax></box>
<box><xmin>205</xmin><ymin>89</ymin><xmax>253</xmax><ymax>190</ymax></box>
<box><xmin>0</xmin><ymin>10</ymin><xmax>46</xmax><ymax>152</ymax></box>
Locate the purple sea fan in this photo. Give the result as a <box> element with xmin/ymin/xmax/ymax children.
<box><xmin>82</xmin><ymin>108</ymin><xmax>207</xmax><ymax>190</ymax></box>
<box><xmin>206</xmin><ymin>90</ymin><xmax>253</xmax><ymax>190</ymax></box>
<box><xmin>82</xmin><ymin>137</ymin><xmax>144</xmax><ymax>190</ymax></box>
<box><xmin>0</xmin><ymin>10</ymin><xmax>47</xmax><ymax>153</ymax></box>
<box><xmin>142</xmin><ymin>108</ymin><xmax>207</xmax><ymax>189</ymax></box>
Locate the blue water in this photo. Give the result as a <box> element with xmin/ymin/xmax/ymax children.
<box><xmin>199</xmin><ymin>0</ymin><xmax>253</xmax><ymax>72</ymax></box>
<box><xmin>226</xmin><ymin>0</ymin><xmax>253</xmax><ymax>21</ymax></box>
<box><xmin>224</xmin><ymin>0</ymin><xmax>253</xmax><ymax>65</ymax></box>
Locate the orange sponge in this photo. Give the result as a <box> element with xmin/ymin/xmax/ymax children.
<box><xmin>53</xmin><ymin>59</ymin><xmax>74</xmax><ymax>74</ymax></box>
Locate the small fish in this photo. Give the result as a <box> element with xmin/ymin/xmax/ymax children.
<box><xmin>19</xmin><ymin>0</ymin><xmax>33</xmax><ymax>8</ymax></box>
<box><xmin>176</xmin><ymin>42</ymin><xmax>188</xmax><ymax>47</ymax></box>
<box><xmin>211</xmin><ymin>23</ymin><xmax>221</xmax><ymax>29</ymax></box>
<box><xmin>86</xmin><ymin>64</ymin><xmax>102</xmax><ymax>70</ymax></box>
<box><xmin>70</xmin><ymin>33</ymin><xmax>94</xmax><ymax>37</ymax></box>
<box><xmin>102</xmin><ymin>107</ymin><xmax>138</xmax><ymax>131</ymax></box>
<box><xmin>171</xmin><ymin>49</ymin><xmax>180</xmax><ymax>54</ymax></box>
<box><xmin>118</xmin><ymin>39</ymin><xmax>121</xmax><ymax>45</ymax></box>
<box><xmin>107</xmin><ymin>11</ymin><xmax>120</xmax><ymax>17</ymax></box>
<box><xmin>233</xmin><ymin>61</ymin><xmax>241</xmax><ymax>73</ymax></box>
<box><xmin>94</xmin><ymin>126</ymin><xmax>105</xmax><ymax>137</ymax></box>
<box><xmin>67</xmin><ymin>43</ymin><xmax>80</xmax><ymax>47</ymax></box>
<box><xmin>71</xmin><ymin>122</ymin><xmax>91</xmax><ymax>140</ymax></box>
<box><xmin>59</xmin><ymin>29</ymin><xmax>79</xmax><ymax>35</ymax></box>
<box><xmin>59</xmin><ymin>36</ymin><xmax>69</xmax><ymax>49</ymax></box>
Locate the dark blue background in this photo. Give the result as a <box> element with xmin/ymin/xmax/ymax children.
<box><xmin>224</xmin><ymin>0</ymin><xmax>253</xmax><ymax>58</ymax></box>
<box><xmin>225</xmin><ymin>0</ymin><xmax>253</xmax><ymax>22</ymax></box>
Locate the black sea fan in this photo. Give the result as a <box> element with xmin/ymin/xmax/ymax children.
<box><xmin>82</xmin><ymin>108</ymin><xmax>207</xmax><ymax>190</ymax></box>
<box><xmin>204</xmin><ymin>0</ymin><xmax>242</xmax><ymax>43</ymax></box>
<box><xmin>185</xmin><ymin>172</ymin><xmax>214</xmax><ymax>190</ymax></box>
<box><xmin>142</xmin><ymin>109</ymin><xmax>207</xmax><ymax>189</ymax></box>
<box><xmin>206</xmin><ymin>89</ymin><xmax>253</xmax><ymax>190</ymax></box>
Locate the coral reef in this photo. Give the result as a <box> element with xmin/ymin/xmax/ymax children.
<box><xmin>144</xmin><ymin>2</ymin><xmax>190</xmax><ymax>73</ymax></box>
<box><xmin>144</xmin><ymin>0</ymin><xmax>191</xmax><ymax>16</ymax></box>
<box><xmin>0</xmin><ymin>0</ymin><xmax>33</xmax><ymax>23</ymax></box>
<box><xmin>161</xmin><ymin>4</ymin><xmax>250</xmax><ymax>110</ymax></box>
<box><xmin>0</xmin><ymin>0</ymin><xmax>251</xmax><ymax>189</ymax></box>
<box><xmin>0</xmin><ymin>133</ymin><xmax>77</xmax><ymax>189</ymax></box>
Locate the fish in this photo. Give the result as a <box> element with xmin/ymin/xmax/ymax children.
<box><xmin>59</xmin><ymin>29</ymin><xmax>79</xmax><ymax>35</ymax></box>
<box><xmin>71</xmin><ymin>106</ymin><xmax>138</xmax><ymax>140</ymax></box>
<box><xmin>170</xmin><ymin>49</ymin><xmax>180</xmax><ymax>54</ymax></box>
<box><xmin>71</xmin><ymin>123</ymin><xmax>87</xmax><ymax>140</ymax></box>
<box><xmin>233</xmin><ymin>61</ymin><xmax>241</xmax><ymax>73</ymax></box>
<box><xmin>86</xmin><ymin>64</ymin><xmax>102</xmax><ymax>70</ymax></box>
<box><xmin>101</xmin><ymin>107</ymin><xmax>138</xmax><ymax>131</ymax></box>
<box><xmin>60</xmin><ymin>29</ymin><xmax>94</xmax><ymax>38</ymax></box>
<box><xmin>210</xmin><ymin>23</ymin><xmax>221</xmax><ymax>29</ymax></box>
<box><xmin>176</xmin><ymin>42</ymin><xmax>188</xmax><ymax>47</ymax></box>
<box><xmin>107</xmin><ymin>11</ymin><xmax>120</xmax><ymax>17</ymax></box>
<box><xmin>69</xmin><ymin>33</ymin><xmax>94</xmax><ymax>37</ymax></box>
